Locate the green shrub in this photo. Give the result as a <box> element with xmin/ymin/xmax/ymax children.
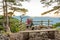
<box><xmin>9</xmin><ymin>17</ymin><xmax>20</xmax><ymax>33</ymax></box>
<box><xmin>0</xmin><ymin>16</ymin><xmax>26</xmax><ymax>33</ymax></box>
<box><xmin>0</xmin><ymin>25</ymin><xmax>4</xmax><ymax>30</ymax></box>
<box><xmin>20</xmin><ymin>23</ymin><xmax>26</xmax><ymax>31</ymax></box>
<box><xmin>0</xmin><ymin>16</ymin><xmax>20</xmax><ymax>33</ymax></box>
<box><xmin>53</xmin><ymin>22</ymin><xmax>60</xmax><ymax>28</ymax></box>
<box><xmin>10</xmin><ymin>26</ymin><xmax>20</xmax><ymax>33</ymax></box>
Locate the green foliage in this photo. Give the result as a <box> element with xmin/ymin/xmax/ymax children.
<box><xmin>19</xmin><ymin>23</ymin><xmax>26</xmax><ymax>31</ymax></box>
<box><xmin>9</xmin><ymin>17</ymin><xmax>20</xmax><ymax>33</ymax></box>
<box><xmin>10</xmin><ymin>17</ymin><xmax>26</xmax><ymax>32</ymax></box>
<box><xmin>10</xmin><ymin>7</ymin><xmax>28</xmax><ymax>13</ymax></box>
<box><xmin>10</xmin><ymin>25</ymin><xmax>20</xmax><ymax>33</ymax></box>
<box><xmin>41</xmin><ymin>6</ymin><xmax>60</xmax><ymax>15</ymax></box>
<box><xmin>53</xmin><ymin>22</ymin><xmax>60</xmax><ymax>28</ymax></box>
<box><xmin>0</xmin><ymin>25</ymin><xmax>4</xmax><ymax>31</ymax></box>
<box><xmin>6</xmin><ymin>0</ymin><xmax>29</xmax><ymax>2</ymax></box>
<box><xmin>6</xmin><ymin>0</ymin><xmax>15</xmax><ymax>2</ymax></box>
<box><xmin>0</xmin><ymin>16</ymin><xmax>26</xmax><ymax>33</ymax></box>
<box><xmin>0</xmin><ymin>16</ymin><xmax>20</xmax><ymax>33</ymax></box>
<box><xmin>0</xmin><ymin>16</ymin><xmax>4</xmax><ymax>31</ymax></box>
<box><xmin>40</xmin><ymin>0</ymin><xmax>60</xmax><ymax>6</ymax></box>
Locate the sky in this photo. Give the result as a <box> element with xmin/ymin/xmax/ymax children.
<box><xmin>0</xmin><ymin>0</ymin><xmax>60</xmax><ymax>17</ymax></box>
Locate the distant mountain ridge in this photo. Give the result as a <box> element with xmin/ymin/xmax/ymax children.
<box><xmin>13</xmin><ymin>16</ymin><xmax>60</xmax><ymax>25</ymax></box>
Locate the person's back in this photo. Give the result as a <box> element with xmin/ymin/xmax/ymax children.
<box><xmin>26</xmin><ymin>19</ymin><xmax>31</xmax><ymax>25</ymax></box>
<box><xmin>26</xmin><ymin>18</ymin><xmax>33</xmax><ymax>28</ymax></box>
<box><xmin>26</xmin><ymin>18</ymin><xmax>31</xmax><ymax>28</ymax></box>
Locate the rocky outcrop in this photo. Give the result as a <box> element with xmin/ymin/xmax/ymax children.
<box><xmin>55</xmin><ymin>31</ymin><xmax>60</xmax><ymax>40</ymax></box>
<box><xmin>9</xmin><ymin>29</ymin><xmax>58</xmax><ymax>40</ymax></box>
<box><xmin>0</xmin><ymin>29</ymin><xmax>58</xmax><ymax>40</ymax></box>
<box><xmin>0</xmin><ymin>34</ymin><xmax>10</xmax><ymax>40</ymax></box>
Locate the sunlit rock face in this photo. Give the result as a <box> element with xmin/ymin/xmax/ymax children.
<box><xmin>0</xmin><ymin>34</ymin><xmax>9</xmax><ymax>40</ymax></box>
<box><xmin>0</xmin><ymin>29</ymin><xmax>59</xmax><ymax>40</ymax></box>
<box><xmin>13</xmin><ymin>30</ymin><xmax>57</xmax><ymax>40</ymax></box>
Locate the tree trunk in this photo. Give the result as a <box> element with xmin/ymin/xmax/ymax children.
<box><xmin>3</xmin><ymin>0</ymin><xmax>11</xmax><ymax>32</ymax></box>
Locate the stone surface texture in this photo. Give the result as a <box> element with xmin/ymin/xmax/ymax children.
<box><xmin>0</xmin><ymin>29</ymin><xmax>59</xmax><ymax>40</ymax></box>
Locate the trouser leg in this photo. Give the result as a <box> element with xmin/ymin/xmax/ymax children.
<box><xmin>27</xmin><ymin>26</ymin><xmax>29</xmax><ymax>28</ymax></box>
